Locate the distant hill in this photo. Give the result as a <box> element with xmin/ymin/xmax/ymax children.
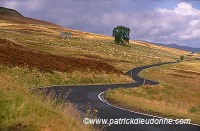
<box><xmin>138</xmin><ymin>40</ymin><xmax>200</xmax><ymax>52</ymax></box>
<box><xmin>0</xmin><ymin>7</ymin><xmax>60</xmax><ymax>27</ymax></box>
<box><xmin>153</xmin><ymin>43</ymin><xmax>200</xmax><ymax>52</ymax></box>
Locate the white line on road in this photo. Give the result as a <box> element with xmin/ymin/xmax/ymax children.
<box><xmin>98</xmin><ymin>91</ymin><xmax>200</xmax><ymax>127</ymax></box>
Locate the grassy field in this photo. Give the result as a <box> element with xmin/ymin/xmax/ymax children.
<box><xmin>0</xmin><ymin>39</ymin><xmax>132</xmax><ymax>87</ymax></box>
<box><xmin>0</xmin><ymin>20</ymin><xmax>190</xmax><ymax>71</ymax></box>
<box><xmin>0</xmin><ymin>19</ymin><xmax>191</xmax><ymax>86</ymax></box>
<box><xmin>105</xmin><ymin>60</ymin><xmax>200</xmax><ymax>124</ymax></box>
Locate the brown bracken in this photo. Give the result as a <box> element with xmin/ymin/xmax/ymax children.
<box><xmin>0</xmin><ymin>39</ymin><xmax>123</xmax><ymax>74</ymax></box>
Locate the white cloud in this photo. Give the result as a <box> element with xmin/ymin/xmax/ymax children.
<box><xmin>175</xmin><ymin>2</ymin><xmax>200</xmax><ymax>16</ymax></box>
<box><xmin>157</xmin><ymin>2</ymin><xmax>200</xmax><ymax>17</ymax></box>
<box><xmin>179</xmin><ymin>30</ymin><xmax>200</xmax><ymax>40</ymax></box>
<box><xmin>145</xmin><ymin>2</ymin><xmax>200</xmax><ymax>45</ymax></box>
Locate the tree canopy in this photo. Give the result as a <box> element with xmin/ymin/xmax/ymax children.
<box><xmin>112</xmin><ymin>26</ymin><xmax>130</xmax><ymax>45</ymax></box>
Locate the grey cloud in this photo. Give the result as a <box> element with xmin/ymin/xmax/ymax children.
<box><xmin>0</xmin><ymin>0</ymin><xmax>200</xmax><ymax>47</ymax></box>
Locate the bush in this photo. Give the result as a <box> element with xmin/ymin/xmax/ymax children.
<box><xmin>180</xmin><ymin>55</ymin><xmax>184</xmax><ymax>60</ymax></box>
<box><xmin>188</xmin><ymin>106</ymin><xmax>198</xmax><ymax>113</ymax></box>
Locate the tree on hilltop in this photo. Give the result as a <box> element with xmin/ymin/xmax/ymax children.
<box><xmin>112</xmin><ymin>26</ymin><xmax>130</xmax><ymax>45</ymax></box>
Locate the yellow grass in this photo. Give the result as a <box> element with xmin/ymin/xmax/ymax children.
<box><xmin>0</xmin><ymin>74</ymin><xmax>93</xmax><ymax>131</ymax></box>
<box><xmin>106</xmin><ymin>60</ymin><xmax>200</xmax><ymax>124</ymax></box>
<box><xmin>0</xmin><ymin>20</ymin><xmax>191</xmax><ymax>72</ymax></box>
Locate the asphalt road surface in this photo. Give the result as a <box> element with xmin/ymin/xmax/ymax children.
<box><xmin>42</xmin><ymin>62</ymin><xmax>200</xmax><ymax>131</ymax></box>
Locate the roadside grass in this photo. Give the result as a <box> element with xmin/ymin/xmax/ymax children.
<box><xmin>105</xmin><ymin>60</ymin><xmax>200</xmax><ymax>124</ymax></box>
<box><xmin>0</xmin><ymin>74</ymin><xmax>92</xmax><ymax>131</ymax></box>
<box><xmin>0</xmin><ymin>65</ymin><xmax>132</xmax><ymax>88</ymax></box>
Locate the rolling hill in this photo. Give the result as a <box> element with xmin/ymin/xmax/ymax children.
<box><xmin>137</xmin><ymin>40</ymin><xmax>200</xmax><ymax>52</ymax></box>
<box><xmin>0</xmin><ymin>7</ymin><xmax>59</xmax><ymax>27</ymax></box>
<box><xmin>152</xmin><ymin>42</ymin><xmax>200</xmax><ymax>52</ymax></box>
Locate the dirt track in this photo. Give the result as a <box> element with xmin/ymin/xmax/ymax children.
<box><xmin>0</xmin><ymin>38</ymin><xmax>123</xmax><ymax>74</ymax></box>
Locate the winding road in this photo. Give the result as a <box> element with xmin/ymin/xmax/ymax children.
<box><xmin>43</xmin><ymin>61</ymin><xmax>200</xmax><ymax>131</ymax></box>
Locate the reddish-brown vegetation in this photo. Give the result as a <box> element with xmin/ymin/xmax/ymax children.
<box><xmin>0</xmin><ymin>39</ymin><xmax>123</xmax><ymax>74</ymax></box>
<box><xmin>0</xmin><ymin>14</ymin><xmax>60</xmax><ymax>27</ymax></box>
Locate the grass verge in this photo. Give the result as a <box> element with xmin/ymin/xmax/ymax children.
<box><xmin>0</xmin><ymin>65</ymin><xmax>132</xmax><ymax>88</ymax></box>
<box><xmin>105</xmin><ymin>60</ymin><xmax>200</xmax><ymax>124</ymax></box>
<box><xmin>0</xmin><ymin>74</ymin><xmax>93</xmax><ymax>131</ymax></box>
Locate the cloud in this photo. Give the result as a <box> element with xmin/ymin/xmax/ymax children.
<box><xmin>2</xmin><ymin>0</ymin><xmax>44</xmax><ymax>11</ymax></box>
<box><xmin>157</xmin><ymin>2</ymin><xmax>200</xmax><ymax>16</ymax></box>
<box><xmin>0</xmin><ymin>0</ymin><xmax>200</xmax><ymax>47</ymax></box>
<box><xmin>3</xmin><ymin>1</ymin><xmax>17</xmax><ymax>9</ymax></box>
<box><xmin>153</xmin><ymin>2</ymin><xmax>200</xmax><ymax>45</ymax></box>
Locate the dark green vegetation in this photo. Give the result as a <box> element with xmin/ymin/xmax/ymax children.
<box><xmin>180</xmin><ymin>55</ymin><xmax>185</xmax><ymax>60</ymax></box>
<box><xmin>0</xmin><ymin>7</ymin><xmax>23</xmax><ymax>16</ymax></box>
<box><xmin>112</xmin><ymin>25</ymin><xmax>130</xmax><ymax>45</ymax></box>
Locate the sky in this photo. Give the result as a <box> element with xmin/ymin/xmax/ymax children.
<box><xmin>0</xmin><ymin>0</ymin><xmax>200</xmax><ymax>48</ymax></box>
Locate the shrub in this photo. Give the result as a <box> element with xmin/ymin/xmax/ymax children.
<box><xmin>180</xmin><ymin>55</ymin><xmax>184</xmax><ymax>60</ymax></box>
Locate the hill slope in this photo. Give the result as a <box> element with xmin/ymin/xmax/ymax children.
<box><xmin>0</xmin><ymin>7</ymin><xmax>59</xmax><ymax>27</ymax></box>
<box><xmin>0</xmin><ymin>7</ymin><xmax>23</xmax><ymax>16</ymax></box>
<box><xmin>0</xmin><ymin>7</ymin><xmax>195</xmax><ymax>85</ymax></box>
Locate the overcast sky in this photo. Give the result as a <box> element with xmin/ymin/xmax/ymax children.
<box><xmin>0</xmin><ymin>0</ymin><xmax>200</xmax><ymax>47</ymax></box>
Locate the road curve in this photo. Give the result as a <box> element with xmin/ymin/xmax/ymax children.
<box><xmin>42</xmin><ymin>61</ymin><xmax>200</xmax><ymax>131</ymax></box>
